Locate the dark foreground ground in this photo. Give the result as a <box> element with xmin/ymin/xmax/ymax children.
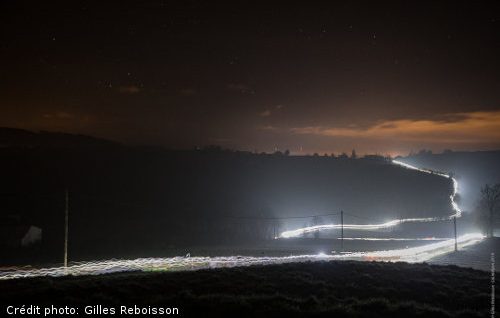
<box><xmin>0</xmin><ymin>261</ymin><xmax>496</xmax><ymax>318</ymax></box>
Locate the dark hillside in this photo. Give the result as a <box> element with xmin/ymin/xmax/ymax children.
<box><xmin>0</xmin><ymin>129</ymin><xmax>454</xmax><ymax>264</ymax></box>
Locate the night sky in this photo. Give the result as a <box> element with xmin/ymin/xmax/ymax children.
<box><xmin>1</xmin><ymin>1</ymin><xmax>499</xmax><ymax>155</ymax></box>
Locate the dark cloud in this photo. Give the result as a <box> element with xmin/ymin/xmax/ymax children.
<box><xmin>118</xmin><ymin>85</ymin><xmax>141</xmax><ymax>94</ymax></box>
<box><xmin>42</xmin><ymin>112</ymin><xmax>75</xmax><ymax>119</ymax></box>
<box><xmin>226</xmin><ymin>83</ymin><xmax>254</xmax><ymax>94</ymax></box>
<box><xmin>180</xmin><ymin>88</ymin><xmax>197</xmax><ymax>96</ymax></box>
<box><xmin>259</xmin><ymin>110</ymin><xmax>271</xmax><ymax>117</ymax></box>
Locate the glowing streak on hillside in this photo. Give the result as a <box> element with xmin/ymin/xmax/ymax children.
<box><xmin>0</xmin><ymin>160</ymin><xmax>475</xmax><ymax>281</ymax></box>
<box><xmin>354</xmin><ymin>233</ymin><xmax>483</xmax><ymax>262</ymax></box>
<box><xmin>339</xmin><ymin>237</ymin><xmax>447</xmax><ymax>241</ymax></box>
<box><xmin>393</xmin><ymin>159</ymin><xmax>462</xmax><ymax>219</ymax></box>
<box><xmin>279</xmin><ymin>160</ymin><xmax>462</xmax><ymax>238</ymax></box>
<box><xmin>0</xmin><ymin>234</ymin><xmax>484</xmax><ymax>280</ymax></box>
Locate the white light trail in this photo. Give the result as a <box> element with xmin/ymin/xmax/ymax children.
<box><xmin>392</xmin><ymin>159</ymin><xmax>462</xmax><ymax>219</ymax></box>
<box><xmin>0</xmin><ymin>233</ymin><xmax>483</xmax><ymax>280</ymax></box>
<box><xmin>350</xmin><ymin>233</ymin><xmax>483</xmax><ymax>263</ymax></box>
<box><xmin>338</xmin><ymin>237</ymin><xmax>447</xmax><ymax>241</ymax></box>
<box><xmin>279</xmin><ymin>160</ymin><xmax>462</xmax><ymax>238</ymax></box>
<box><xmin>0</xmin><ymin>160</ymin><xmax>475</xmax><ymax>281</ymax></box>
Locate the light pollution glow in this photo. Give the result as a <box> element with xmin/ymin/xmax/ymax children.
<box><xmin>291</xmin><ymin>111</ymin><xmax>500</xmax><ymax>143</ymax></box>
<box><xmin>285</xmin><ymin>110</ymin><xmax>500</xmax><ymax>156</ymax></box>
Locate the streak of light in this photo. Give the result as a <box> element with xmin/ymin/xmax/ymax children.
<box><xmin>0</xmin><ymin>233</ymin><xmax>483</xmax><ymax>280</ymax></box>
<box><xmin>392</xmin><ymin>159</ymin><xmax>462</xmax><ymax>218</ymax></box>
<box><xmin>0</xmin><ymin>161</ymin><xmax>474</xmax><ymax>281</ymax></box>
<box><xmin>350</xmin><ymin>233</ymin><xmax>483</xmax><ymax>263</ymax></box>
<box><xmin>279</xmin><ymin>160</ymin><xmax>462</xmax><ymax>238</ymax></box>
<box><xmin>337</xmin><ymin>237</ymin><xmax>448</xmax><ymax>241</ymax></box>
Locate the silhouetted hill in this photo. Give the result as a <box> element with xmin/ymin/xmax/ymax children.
<box><xmin>399</xmin><ymin>150</ymin><xmax>500</xmax><ymax>212</ymax></box>
<box><xmin>0</xmin><ymin>130</ymin><xmax>456</xmax><ymax>263</ymax></box>
<box><xmin>0</xmin><ymin>127</ymin><xmax>121</xmax><ymax>149</ymax></box>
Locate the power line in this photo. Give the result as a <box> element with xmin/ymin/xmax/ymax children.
<box><xmin>223</xmin><ymin>212</ymin><xmax>339</xmax><ymax>220</ymax></box>
<box><xmin>342</xmin><ymin>212</ymin><xmax>379</xmax><ymax>222</ymax></box>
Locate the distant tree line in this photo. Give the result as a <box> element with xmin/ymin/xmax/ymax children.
<box><xmin>198</xmin><ymin>145</ymin><xmax>389</xmax><ymax>161</ymax></box>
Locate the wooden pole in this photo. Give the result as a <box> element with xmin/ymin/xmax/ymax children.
<box><xmin>64</xmin><ymin>189</ymin><xmax>69</xmax><ymax>267</ymax></box>
<box><xmin>454</xmin><ymin>216</ymin><xmax>457</xmax><ymax>252</ymax></box>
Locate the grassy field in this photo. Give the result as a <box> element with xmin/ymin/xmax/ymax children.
<box><xmin>0</xmin><ymin>260</ymin><xmax>495</xmax><ymax>317</ymax></box>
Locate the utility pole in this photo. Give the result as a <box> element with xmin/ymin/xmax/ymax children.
<box><xmin>340</xmin><ymin>210</ymin><xmax>344</xmax><ymax>251</ymax></box>
<box><xmin>64</xmin><ymin>189</ymin><xmax>69</xmax><ymax>268</ymax></box>
<box><xmin>453</xmin><ymin>216</ymin><xmax>457</xmax><ymax>252</ymax></box>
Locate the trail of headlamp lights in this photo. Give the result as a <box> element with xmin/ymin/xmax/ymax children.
<box><xmin>279</xmin><ymin>160</ymin><xmax>462</xmax><ymax>238</ymax></box>
<box><xmin>0</xmin><ymin>160</ymin><xmax>476</xmax><ymax>281</ymax></box>
<box><xmin>0</xmin><ymin>233</ymin><xmax>484</xmax><ymax>280</ymax></box>
<box><xmin>338</xmin><ymin>237</ymin><xmax>448</xmax><ymax>241</ymax></box>
<box><xmin>344</xmin><ymin>233</ymin><xmax>483</xmax><ymax>262</ymax></box>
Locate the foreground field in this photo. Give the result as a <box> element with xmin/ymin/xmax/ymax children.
<box><xmin>0</xmin><ymin>260</ymin><xmax>495</xmax><ymax>317</ymax></box>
